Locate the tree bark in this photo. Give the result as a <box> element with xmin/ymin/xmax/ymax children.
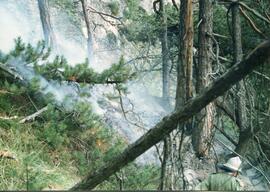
<box><xmin>70</xmin><ymin>40</ymin><xmax>270</xmax><ymax>190</ymax></box>
<box><xmin>160</xmin><ymin>0</ymin><xmax>171</xmax><ymax>108</ymax></box>
<box><xmin>80</xmin><ymin>0</ymin><xmax>94</xmax><ymax>65</ymax></box>
<box><xmin>176</xmin><ymin>0</ymin><xmax>193</xmax><ymax>109</ymax></box>
<box><xmin>159</xmin><ymin>138</ymin><xmax>169</xmax><ymax>190</ymax></box>
<box><xmin>192</xmin><ymin>0</ymin><xmax>215</xmax><ymax>157</ymax></box>
<box><xmin>159</xmin><ymin>0</ymin><xmax>171</xmax><ymax>188</ymax></box>
<box><xmin>231</xmin><ymin>2</ymin><xmax>248</xmax><ymax>155</ymax></box>
<box><xmin>37</xmin><ymin>0</ymin><xmax>57</xmax><ymax>50</ymax></box>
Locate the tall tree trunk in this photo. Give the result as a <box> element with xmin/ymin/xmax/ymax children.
<box><xmin>70</xmin><ymin>40</ymin><xmax>270</xmax><ymax>190</ymax></box>
<box><xmin>80</xmin><ymin>0</ymin><xmax>94</xmax><ymax>65</ymax></box>
<box><xmin>192</xmin><ymin>0</ymin><xmax>215</xmax><ymax>157</ymax></box>
<box><xmin>160</xmin><ymin>0</ymin><xmax>171</xmax><ymax>109</ymax></box>
<box><xmin>231</xmin><ymin>2</ymin><xmax>248</xmax><ymax>155</ymax></box>
<box><xmin>172</xmin><ymin>0</ymin><xmax>193</xmax><ymax>188</ymax></box>
<box><xmin>176</xmin><ymin>0</ymin><xmax>193</xmax><ymax>109</ymax></box>
<box><xmin>37</xmin><ymin>0</ymin><xmax>57</xmax><ymax>50</ymax></box>
<box><xmin>159</xmin><ymin>1</ymin><xmax>171</xmax><ymax>188</ymax></box>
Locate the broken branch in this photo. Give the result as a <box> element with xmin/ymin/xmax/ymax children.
<box><xmin>19</xmin><ymin>106</ymin><xmax>48</xmax><ymax>123</ymax></box>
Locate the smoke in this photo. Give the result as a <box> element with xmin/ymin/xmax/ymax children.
<box><xmin>0</xmin><ymin>0</ymin><xmax>43</xmax><ymax>53</ymax></box>
<box><xmin>0</xmin><ymin>0</ymin><xmax>171</xmax><ymax>165</ymax></box>
<box><xmin>7</xmin><ymin>57</ymin><xmax>80</xmax><ymax>109</ymax></box>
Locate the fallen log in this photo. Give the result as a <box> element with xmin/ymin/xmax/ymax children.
<box><xmin>70</xmin><ymin>40</ymin><xmax>270</xmax><ymax>190</ymax></box>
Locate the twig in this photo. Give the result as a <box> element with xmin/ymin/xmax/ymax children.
<box><xmin>254</xmin><ymin>136</ymin><xmax>270</xmax><ymax>165</ymax></box>
<box><xmin>0</xmin><ymin>115</ymin><xmax>19</xmax><ymax>120</ymax></box>
<box><xmin>218</xmin><ymin>56</ymin><xmax>232</xmax><ymax>62</ymax></box>
<box><xmin>208</xmin><ymin>33</ymin><xmax>221</xmax><ymax>76</ymax></box>
<box><xmin>265</xmin><ymin>12</ymin><xmax>270</xmax><ymax>22</ymax></box>
<box><xmin>196</xmin><ymin>19</ymin><xmax>202</xmax><ymax>28</ymax></box>
<box><xmin>253</xmin><ymin>70</ymin><xmax>270</xmax><ymax>81</ymax></box>
<box><xmin>86</xmin><ymin>6</ymin><xmax>123</xmax><ymax>26</ymax></box>
<box><xmin>27</xmin><ymin>94</ymin><xmax>38</xmax><ymax>111</ymax></box>
<box><xmin>214</xmin><ymin>125</ymin><xmax>237</xmax><ymax>146</ymax></box>
<box><xmin>213</xmin><ymin>33</ymin><xmax>229</xmax><ymax>39</ymax></box>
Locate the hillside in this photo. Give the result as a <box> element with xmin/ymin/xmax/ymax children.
<box><xmin>1</xmin><ymin>0</ymin><xmax>270</xmax><ymax>191</ymax></box>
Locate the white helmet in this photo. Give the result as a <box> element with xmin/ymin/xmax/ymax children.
<box><xmin>219</xmin><ymin>156</ymin><xmax>242</xmax><ymax>172</ymax></box>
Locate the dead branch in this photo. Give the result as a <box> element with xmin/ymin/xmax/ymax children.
<box><xmin>254</xmin><ymin>136</ymin><xmax>270</xmax><ymax>164</ymax></box>
<box><xmin>265</xmin><ymin>11</ymin><xmax>270</xmax><ymax>22</ymax></box>
<box><xmin>86</xmin><ymin>6</ymin><xmax>123</xmax><ymax>26</ymax></box>
<box><xmin>70</xmin><ymin>41</ymin><xmax>270</xmax><ymax>190</ymax></box>
<box><xmin>253</xmin><ymin>70</ymin><xmax>270</xmax><ymax>81</ymax></box>
<box><xmin>19</xmin><ymin>106</ymin><xmax>48</xmax><ymax>123</ymax></box>
<box><xmin>0</xmin><ymin>63</ymin><xmax>24</xmax><ymax>80</ymax></box>
<box><xmin>0</xmin><ymin>115</ymin><xmax>19</xmax><ymax>120</ymax></box>
<box><xmin>239</xmin><ymin>1</ymin><xmax>270</xmax><ymax>24</ymax></box>
<box><xmin>216</xmin><ymin>99</ymin><xmax>238</xmax><ymax>127</ymax></box>
<box><xmin>213</xmin><ymin>33</ymin><xmax>229</xmax><ymax>39</ymax></box>
<box><xmin>0</xmin><ymin>150</ymin><xmax>17</xmax><ymax>161</ymax></box>
<box><xmin>214</xmin><ymin>125</ymin><xmax>237</xmax><ymax>146</ymax></box>
<box><xmin>239</xmin><ymin>7</ymin><xmax>266</xmax><ymax>38</ymax></box>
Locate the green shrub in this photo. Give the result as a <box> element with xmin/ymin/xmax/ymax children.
<box><xmin>108</xmin><ymin>1</ymin><xmax>120</xmax><ymax>16</ymax></box>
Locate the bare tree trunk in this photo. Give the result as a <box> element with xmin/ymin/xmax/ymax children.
<box><xmin>192</xmin><ymin>0</ymin><xmax>215</xmax><ymax>157</ymax></box>
<box><xmin>70</xmin><ymin>40</ymin><xmax>270</xmax><ymax>190</ymax></box>
<box><xmin>37</xmin><ymin>0</ymin><xmax>57</xmax><ymax>50</ymax></box>
<box><xmin>159</xmin><ymin>138</ymin><xmax>169</xmax><ymax>190</ymax></box>
<box><xmin>159</xmin><ymin>1</ymin><xmax>172</xmax><ymax>188</ymax></box>
<box><xmin>176</xmin><ymin>0</ymin><xmax>193</xmax><ymax>109</ymax></box>
<box><xmin>160</xmin><ymin>0</ymin><xmax>171</xmax><ymax>109</ymax></box>
<box><xmin>171</xmin><ymin>0</ymin><xmax>193</xmax><ymax>189</ymax></box>
<box><xmin>231</xmin><ymin>2</ymin><xmax>248</xmax><ymax>155</ymax></box>
<box><xmin>80</xmin><ymin>0</ymin><xmax>94</xmax><ymax>65</ymax></box>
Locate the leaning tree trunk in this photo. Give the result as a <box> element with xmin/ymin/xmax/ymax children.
<box><xmin>192</xmin><ymin>0</ymin><xmax>215</xmax><ymax>157</ymax></box>
<box><xmin>37</xmin><ymin>0</ymin><xmax>57</xmax><ymax>50</ymax></box>
<box><xmin>231</xmin><ymin>2</ymin><xmax>248</xmax><ymax>155</ymax></box>
<box><xmin>70</xmin><ymin>40</ymin><xmax>270</xmax><ymax>190</ymax></box>
<box><xmin>160</xmin><ymin>0</ymin><xmax>171</xmax><ymax>109</ymax></box>
<box><xmin>80</xmin><ymin>0</ymin><xmax>94</xmax><ymax>65</ymax></box>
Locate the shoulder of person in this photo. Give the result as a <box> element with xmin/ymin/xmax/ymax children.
<box><xmin>236</xmin><ymin>177</ymin><xmax>244</xmax><ymax>188</ymax></box>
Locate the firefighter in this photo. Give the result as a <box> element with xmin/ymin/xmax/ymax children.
<box><xmin>195</xmin><ymin>156</ymin><xmax>242</xmax><ymax>191</ymax></box>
